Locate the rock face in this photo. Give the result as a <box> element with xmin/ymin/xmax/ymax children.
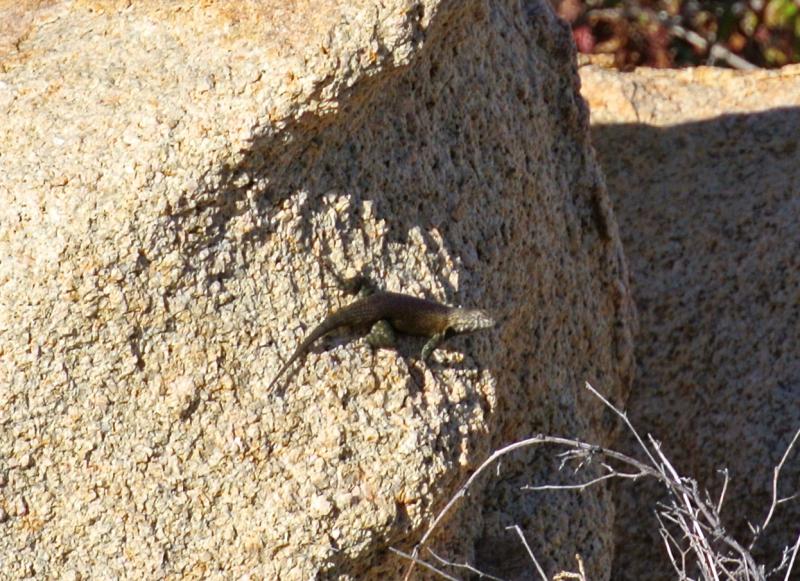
<box><xmin>581</xmin><ymin>64</ymin><xmax>800</xmax><ymax>579</ymax></box>
<box><xmin>0</xmin><ymin>2</ymin><xmax>635</xmax><ymax>579</ymax></box>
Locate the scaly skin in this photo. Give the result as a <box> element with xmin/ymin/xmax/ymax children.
<box><xmin>266</xmin><ymin>291</ymin><xmax>494</xmax><ymax>392</ymax></box>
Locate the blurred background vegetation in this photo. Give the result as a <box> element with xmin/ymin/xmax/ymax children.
<box><xmin>553</xmin><ymin>0</ymin><xmax>800</xmax><ymax>69</ymax></box>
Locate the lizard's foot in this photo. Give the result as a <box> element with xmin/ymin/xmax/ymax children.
<box><xmin>319</xmin><ymin>259</ymin><xmax>376</xmax><ymax>297</ymax></box>
<box><xmin>366</xmin><ymin>320</ymin><xmax>396</xmax><ymax>349</ymax></box>
<box><xmin>420</xmin><ymin>331</ymin><xmax>446</xmax><ymax>361</ymax></box>
<box><xmin>339</xmin><ymin>273</ymin><xmax>375</xmax><ymax>297</ymax></box>
<box><xmin>334</xmin><ymin>267</ymin><xmax>378</xmax><ymax>298</ymax></box>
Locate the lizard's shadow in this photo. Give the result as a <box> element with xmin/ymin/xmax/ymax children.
<box><xmin>274</xmin><ymin>330</ymin><xmax>483</xmax><ymax>399</ymax></box>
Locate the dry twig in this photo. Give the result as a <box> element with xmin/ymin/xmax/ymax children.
<box><xmin>395</xmin><ymin>382</ymin><xmax>800</xmax><ymax>580</ymax></box>
<box><xmin>426</xmin><ymin>548</ymin><xmax>506</xmax><ymax>581</ymax></box>
<box><xmin>506</xmin><ymin>524</ymin><xmax>547</xmax><ymax>581</ymax></box>
<box><xmin>553</xmin><ymin>554</ymin><xmax>588</xmax><ymax>581</ymax></box>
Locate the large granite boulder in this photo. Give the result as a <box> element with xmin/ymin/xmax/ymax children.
<box><xmin>0</xmin><ymin>2</ymin><xmax>635</xmax><ymax>578</ymax></box>
<box><xmin>581</xmin><ymin>64</ymin><xmax>800</xmax><ymax>580</ymax></box>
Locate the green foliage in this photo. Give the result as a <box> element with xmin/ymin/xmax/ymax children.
<box><xmin>558</xmin><ymin>0</ymin><xmax>800</xmax><ymax>68</ymax></box>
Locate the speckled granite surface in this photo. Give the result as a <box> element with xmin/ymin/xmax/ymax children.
<box><xmin>0</xmin><ymin>2</ymin><xmax>635</xmax><ymax>578</ymax></box>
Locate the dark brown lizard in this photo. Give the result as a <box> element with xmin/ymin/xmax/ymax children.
<box><xmin>266</xmin><ymin>290</ymin><xmax>495</xmax><ymax>392</ymax></box>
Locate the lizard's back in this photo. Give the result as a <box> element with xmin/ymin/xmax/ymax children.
<box><xmin>326</xmin><ymin>291</ymin><xmax>452</xmax><ymax>336</ymax></box>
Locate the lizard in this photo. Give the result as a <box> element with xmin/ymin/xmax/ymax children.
<box><xmin>266</xmin><ymin>281</ymin><xmax>495</xmax><ymax>393</ymax></box>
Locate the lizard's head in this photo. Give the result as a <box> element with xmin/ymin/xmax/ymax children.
<box><xmin>447</xmin><ymin>308</ymin><xmax>495</xmax><ymax>335</ymax></box>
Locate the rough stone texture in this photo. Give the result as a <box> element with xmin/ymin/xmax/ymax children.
<box><xmin>581</xmin><ymin>64</ymin><xmax>800</xmax><ymax>579</ymax></box>
<box><xmin>0</xmin><ymin>1</ymin><xmax>636</xmax><ymax>579</ymax></box>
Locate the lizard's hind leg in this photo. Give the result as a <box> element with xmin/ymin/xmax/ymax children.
<box><xmin>365</xmin><ymin>320</ymin><xmax>396</xmax><ymax>349</ymax></box>
<box><xmin>421</xmin><ymin>332</ymin><xmax>446</xmax><ymax>361</ymax></box>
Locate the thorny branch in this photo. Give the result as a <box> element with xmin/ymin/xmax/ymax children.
<box><xmin>396</xmin><ymin>382</ymin><xmax>800</xmax><ymax>581</ymax></box>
